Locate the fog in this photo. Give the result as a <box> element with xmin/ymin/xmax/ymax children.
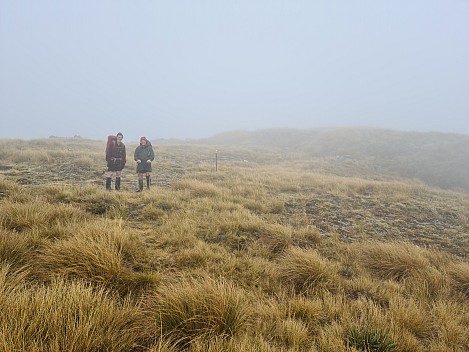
<box><xmin>1</xmin><ymin>1</ymin><xmax>468</xmax><ymax>142</ymax></box>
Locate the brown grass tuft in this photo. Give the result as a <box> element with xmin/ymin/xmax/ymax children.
<box><xmin>357</xmin><ymin>241</ymin><xmax>430</xmax><ymax>281</ymax></box>
<box><xmin>292</xmin><ymin>227</ymin><xmax>321</xmax><ymax>248</ymax></box>
<box><xmin>390</xmin><ymin>298</ymin><xmax>436</xmax><ymax>339</ymax></box>
<box><xmin>0</xmin><ymin>176</ymin><xmax>21</xmax><ymax>198</ymax></box>
<box><xmin>0</xmin><ymin>200</ymin><xmax>89</xmax><ymax>233</ymax></box>
<box><xmin>145</xmin><ymin>277</ymin><xmax>251</xmax><ymax>346</ymax></box>
<box><xmin>172</xmin><ymin>179</ymin><xmax>222</xmax><ymax>198</ymax></box>
<box><xmin>447</xmin><ymin>261</ymin><xmax>469</xmax><ymax>297</ymax></box>
<box><xmin>34</xmin><ymin>220</ymin><xmax>157</xmax><ymax>295</ymax></box>
<box><xmin>0</xmin><ymin>230</ymin><xmax>31</xmax><ymax>269</ymax></box>
<box><xmin>277</xmin><ymin>247</ymin><xmax>338</xmax><ymax>293</ymax></box>
<box><xmin>0</xmin><ymin>279</ymin><xmax>145</xmax><ymax>352</ymax></box>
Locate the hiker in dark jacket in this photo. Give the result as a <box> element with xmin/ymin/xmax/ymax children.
<box><xmin>105</xmin><ymin>132</ymin><xmax>126</xmax><ymax>190</ymax></box>
<box><xmin>134</xmin><ymin>136</ymin><xmax>155</xmax><ymax>192</ymax></box>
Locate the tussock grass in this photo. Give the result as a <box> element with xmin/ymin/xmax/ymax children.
<box><xmin>317</xmin><ymin>323</ymin><xmax>348</xmax><ymax>352</ymax></box>
<box><xmin>390</xmin><ymin>298</ymin><xmax>436</xmax><ymax>339</ymax></box>
<box><xmin>431</xmin><ymin>300</ymin><xmax>469</xmax><ymax>350</ymax></box>
<box><xmin>256</xmin><ymin>223</ymin><xmax>293</xmax><ymax>254</ymax></box>
<box><xmin>0</xmin><ymin>278</ymin><xmax>145</xmax><ymax>352</ymax></box>
<box><xmin>214</xmin><ymin>255</ymin><xmax>277</xmax><ymax>292</ymax></box>
<box><xmin>277</xmin><ymin>247</ymin><xmax>338</xmax><ymax>293</ymax></box>
<box><xmin>11</xmin><ymin>149</ymin><xmax>52</xmax><ymax>163</ymax></box>
<box><xmin>207</xmin><ymin>207</ymin><xmax>292</xmax><ymax>254</ymax></box>
<box><xmin>0</xmin><ymin>264</ymin><xmax>28</xmax><ymax>295</ymax></box>
<box><xmin>292</xmin><ymin>227</ymin><xmax>321</xmax><ymax>248</ymax></box>
<box><xmin>188</xmin><ymin>334</ymin><xmax>277</xmax><ymax>352</ymax></box>
<box><xmin>155</xmin><ymin>212</ymin><xmax>200</xmax><ymax>249</ymax></box>
<box><xmin>39</xmin><ymin>185</ymin><xmax>129</xmax><ymax>218</ymax></box>
<box><xmin>343</xmin><ymin>275</ymin><xmax>402</xmax><ymax>309</ymax></box>
<box><xmin>356</xmin><ymin>241</ymin><xmax>430</xmax><ymax>281</ymax></box>
<box><xmin>447</xmin><ymin>261</ymin><xmax>469</xmax><ymax>297</ymax></box>
<box><xmin>0</xmin><ymin>138</ymin><xmax>102</xmax><ymax>166</ymax></box>
<box><xmin>286</xmin><ymin>295</ymin><xmax>326</xmax><ymax>327</ymax></box>
<box><xmin>345</xmin><ymin>296</ymin><xmax>390</xmax><ymax>335</ymax></box>
<box><xmin>174</xmin><ymin>240</ymin><xmax>226</xmax><ymax>270</ymax></box>
<box><xmin>73</xmin><ymin>154</ymin><xmax>96</xmax><ymax>168</ymax></box>
<box><xmin>253</xmin><ymin>295</ymin><xmax>324</xmax><ymax>350</ymax></box>
<box><xmin>172</xmin><ymin>179</ymin><xmax>222</xmax><ymax>197</ymax></box>
<box><xmin>251</xmin><ymin>298</ymin><xmax>287</xmax><ymax>343</ymax></box>
<box><xmin>240</xmin><ymin>198</ymin><xmax>267</xmax><ymax>213</ymax></box>
<box><xmin>34</xmin><ymin>220</ymin><xmax>156</xmax><ymax>295</ymax></box>
<box><xmin>404</xmin><ymin>266</ymin><xmax>449</xmax><ymax>302</ymax></box>
<box><xmin>0</xmin><ymin>176</ymin><xmax>21</xmax><ymax>198</ymax></box>
<box><xmin>1</xmin><ymin>136</ymin><xmax>469</xmax><ymax>351</ymax></box>
<box><xmin>85</xmin><ymin>194</ymin><xmax>127</xmax><ymax>217</ymax></box>
<box><xmin>140</xmin><ymin>191</ymin><xmax>181</xmax><ymax>221</ymax></box>
<box><xmin>142</xmin><ymin>204</ymin><xmax>168</xmax><ymax>221</ymax></box>
<box><xmin>276</xmin><ymin>318</ymin><xmax>311</xmax><ymax>350</ymax></box>
<box><xmin>145</xmin><ymin>277</ymin><xmax>251</xmax><ymax>346</ymax></box>
<box><xmin>423</xmin><ymin>248</ymin><xmax>454</xmax><ymax>270</ymax></box>
<box><xmin>0</xmin><ymin>200</ymin><xmax>89</xmax><ymax>233</ymax></box>
<box><xmin>0</xmin><ymin>230</ymin><xmax>31</xmax><ymax>269</ymax></box>
<box><xmin>146</xmin><ymin>338</ymin><xmax>180</xmax><ymax>352</ymax></box>
<box><xmin>41</xmin><ymin>184</ymin><xmax>76</xmax><ymax>202</ymax></box>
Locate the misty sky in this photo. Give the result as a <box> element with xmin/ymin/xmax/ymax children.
<box><xmin>1</xmin><ymin>1</ymin><xmax>468</xmax><ymax>141</ymax></box>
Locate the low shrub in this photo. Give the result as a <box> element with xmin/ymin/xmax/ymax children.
<box><xmin>346</xmin><ymin>326</ymin><xmax>397</xmax><ymax>352</ymax></box>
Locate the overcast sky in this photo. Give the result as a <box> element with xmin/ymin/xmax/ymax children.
<box><xmin>1</xmin><ymin>1</ymin><xmax>468</xmax><ymax>141</ymax></box>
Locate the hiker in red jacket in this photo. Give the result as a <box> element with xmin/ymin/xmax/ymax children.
<box><xmin>105</xmin><ymin>132</ymin><xmax>126</xmax><ymax>190</ymax></box>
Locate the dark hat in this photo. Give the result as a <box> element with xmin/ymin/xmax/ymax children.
<box><xmin>116</xmin><ymin>132</ymin><xmax>123</xmax><ymax>138</ymax></box>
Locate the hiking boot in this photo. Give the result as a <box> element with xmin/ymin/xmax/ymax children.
<box><xmin>115</xmin><ymin>177</ymin><xmax>121</xmax><ymax>190</ymax></box>
<box><xmin>137</xmin><ymin>179</ymin><xmax>144</xmax><ymax>192</ymax></box>
<box><xmin>146</xmin><ymin>175</ymin><xmax>151</xmax><ymax>189</ymax></box>
<box><xmin>105</xmin><ymin>177</ymin><xmax>112</xmax><ymax>191</ymax></box>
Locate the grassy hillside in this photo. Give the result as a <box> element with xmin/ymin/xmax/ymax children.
<box><xmin>1</xmin><ymin>136</ymin><xmax>469</xmax><ymax>351</ymax></box>
<box><xmin>200</xmin><ymin>128</ymin><xmax>469</xmax><ymax>192</ymax></box>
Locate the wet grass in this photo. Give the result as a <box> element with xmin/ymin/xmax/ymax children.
<box><xmin>0</xmin><ymin>137</ymin><xmax>469</xmax><ymax>351</ymax></box>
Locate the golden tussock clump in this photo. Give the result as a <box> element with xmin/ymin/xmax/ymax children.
<box><xmin>277</xmin><ymin>247</ymin><xmax>338</xmax><ymax>293</ymax></box>
<box><xmin>33</xmin><ymin>220</ymin><xmax>157</xmax><ymax>295</ymax></box>
<box><xmin>355</xmin><ymin>241</ymin><xmax>431</xmax><ymax>281</ymax></box>
<box><xmin>172</xmin><ymin>179</ymin><xmax>223</xmax><ymax>198</ymax></box>
<box><xmin>0</xmin><ymin>200</ymin><xmax>89</xmax><ymax>233</ymax></box>
<box><xmin>0</xmin><ymin>269</ymin><xmax>145</xmax><ymax>352</ymax></box>
<box><xmin>144</xmin><ymin>277</ymin><xmax>251</xmax><ymax>347</ymax></box>
<box><xmin>447</xmin><ymin>261</ymin><xmax>469</xmax><ymax>298</ymax></box>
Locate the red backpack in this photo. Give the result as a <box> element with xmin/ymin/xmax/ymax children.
<box><xmin>106</xmin><ymin>135</ymin><xmax>116</xmax><ymax>161</ymax></box>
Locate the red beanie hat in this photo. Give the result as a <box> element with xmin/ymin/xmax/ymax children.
<box><xmin>140</xmin><ymin>136</ymin><xmax>147</xmax><ymax>142</ymax></box>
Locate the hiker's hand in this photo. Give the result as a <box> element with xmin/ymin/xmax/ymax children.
<box><xmin>146</xmin><ymin>160</ymin><xmax>151</xmax><ymax>163</ymax></box>
<box><xmin>136</xmin><ymin>160</ymin><xmax>141</xmax><ymax>163</ymax></box>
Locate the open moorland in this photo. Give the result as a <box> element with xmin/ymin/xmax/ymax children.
<box><xmin>0</xmin><ymin>128</ymin><xmax>468</xmax><ymax>351</ymax></box>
